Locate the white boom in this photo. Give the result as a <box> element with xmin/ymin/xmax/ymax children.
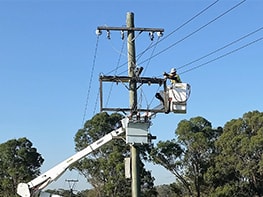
<box><xmin>17</xmin><ymin>117</ymin><xmax>128</xmax><ymax>197</ymax></box>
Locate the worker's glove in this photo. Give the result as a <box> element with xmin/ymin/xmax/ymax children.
<box><xmin>163</xmin><ymin>72</ymin><xmax>168</xmax><ymax>76</ymax></box>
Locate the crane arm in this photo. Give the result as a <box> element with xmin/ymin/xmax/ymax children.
<box><xmin>17</xmin><ymin>117</ymin><xmax>128</xmax><ymax>197</ymax></box>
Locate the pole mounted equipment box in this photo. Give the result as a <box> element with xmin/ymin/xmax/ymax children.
<box><xmin>126</xmin><ymin>118</ymin><xmax>151</xmax><ymax>145</ymax></box>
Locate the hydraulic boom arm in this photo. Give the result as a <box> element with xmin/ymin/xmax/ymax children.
<box><xmin>17</xmin><ymin>118</ymin><xmax>128</xmax><ymax>197</ymax></box>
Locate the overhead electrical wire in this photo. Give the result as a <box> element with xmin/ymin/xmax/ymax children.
<box><xmin>93</xmin><ymin>89</ymin><xmax>100</xmax><ymax>116</ymax></box>
<box><xmin>109</xmin><ymin>38</ymin><xmax>127</xmax><ymax>59</ymax></box>
<box><xmin>136</xmin><ymin>39</ymin><xmax>157</xmax><ymax>63</ymax></box>
<box><xmin>140</xmin><ymin>0</ymin><xmax>220</xmax><ymax>54</ymax></box>
<box><xmin>177</xmin><ymin>26</ymin><xmax>263</xmax><ymax>71</ymax></box>
<box><xmin>141</xmin><ymin>36</ymin><xmax>160</xmax><ymax>75</ymax></box>
<box><xmin>81</xmin><ymin>35</ymin><xmax>100</xmax><ymax>126</ymax></box>
<box><xmin>138</xmin><ymin>37</ymin><xmax>161</xmax><ymax>109</ymax></box>
<box><xmin>105</xmin><ymin>38</ymin><xmax>126</xmax><ymax>107</ymax></box>
<box><xmin>151</xmin><ymin>26</ymin><xmax>263</xmax><ymax>78</ymax></box>
<box><xmin>179</xmin><ymin>36</ymin><xmax>263</xmax><ymax>75</ymax></box>
<box><xmin>92</xmin><ymin>38</ymin><xmax>126</xmax><ymax>116</ymax></box>
<box><xmin>105</xmin><ymin>31</ymin><xmax>142</xmax><ymax>76</ymax></box>
<box><xmin>105</xmin><ymin>0</ymin><xmax>220</xmax><ymax>76</ymax></box>
<box><xmin>137</xmin><ymin>0</ymin><xmax>247</xmax><ymax>66</ymax></box>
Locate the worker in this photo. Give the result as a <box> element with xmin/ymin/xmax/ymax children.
<box><xmin>163</xmin><ymin>68</ymin><xmax>181</xmax><ymax>84</ymax></box>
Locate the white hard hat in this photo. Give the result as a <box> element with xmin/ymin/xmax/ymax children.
<box><xmin>170</xmin><ymin>68</ymin><xmax>176</xmax><ymax>73</ymax></box>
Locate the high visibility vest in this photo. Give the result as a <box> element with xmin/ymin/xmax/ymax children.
<box><xmin>170</xmin><ymin>74</ymin><xmax>181</xmax><ymax>84</ymax></box>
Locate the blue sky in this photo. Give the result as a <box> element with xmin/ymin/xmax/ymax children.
<box><xmin>1</xmin><ymin>0</ymin><xmax>263</xmax><ymax>192</ymax></box>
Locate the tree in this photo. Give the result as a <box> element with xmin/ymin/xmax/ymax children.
<box><xmin>155</xmin><ymin>184</ymin><xmax>178</xmax><ymax>197</ymax></box>
<box><xmin>0</xmin><ymin>137</ymin><xmax>44</xmax><ymax>196</ymax></box>
<box><xmin>151</xmin><ymin>116</ymin><xmax>222</xmax><ymax>197</ymax></box>
<box><xmin>45</xmin><ymin>188</ymin><xmax>77</xmax><ymax>197</ymax></box>
<box><xmin>76</xmin><ymin>188</ymin><xmax>97</xmax><ymax>197</ymax></box>
<box><xmin>206</xmin><ymin>110</ymin><xmax>263</xmax><ymax>197</ymax></box>
<box><xmin>73</xmin><ymin>112</ymin><xmax>157</xmax><ymax>197</ymax></box>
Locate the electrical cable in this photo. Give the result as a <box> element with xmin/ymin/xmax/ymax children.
<box><xmin>104</xmin><ymin>0</ymin><xmax>219</xmax><ymax>76</ymax></box>
<box><xmin>177</xmin><ymin>26</ymin><xmax>263</xmax><ymax>71</ymax></box>
<box><xmin>138</xmin><ymin>0</ymin><xmax>247</xmax><ymax>66</ymax></box>
<box><xmin>105</xmin><ymin>38</ymin><xmax>126</xmax><ymax>107</ymax></box>
<box><xmin>93</xmin><ymin>89</ymin><xmax>100</xmax><ymax>116</ymax></box>
<box><xmin>179</xmin><ymin>36</ymin><xmax>263</xmax><ymax>75</ymax></box>
<box><xmin>105</xmin><ymin>31</ymin><xmax>142</xmax><ymax>76</ymax></box>
<box><xmin>136</xmin><ymin>38</ymin><xmax>157</xmax><ymax>62</ymax></box>
<box><xmin>138</xmin><ymin>37</ymin><xmax>161</xmax><ymax>110</ymax></box>
<box><xmin>81</xmin><ymin>35</ymin><xmax>100</xmax><ymax>126</ymax></box>
<box><xmin>109</xmin><ymin>38</ymin><xmax>127</xmax><ymax>59</ymax></box>
<box><xmin>149</xmin><ymin>85</ymin><xmax>162</xmax><ymax>107</ymax></box>
<box><xmin>142</xmin><ymin>36</ymin><xmax>160</xmax><ymax>75</ymax></box>
<box><xmin>140</xmin><ymin>0</ymin><xmax>220</xmax><ymax>54</ymax></box>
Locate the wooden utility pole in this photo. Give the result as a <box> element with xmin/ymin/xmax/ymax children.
<box><xmin>97</xmin><ymin>12</ymin><xmax>164</xmax><ymax>197</ymax></box>
<box><xmin>126</xmin><ymin>12</ymin><xmax>140</xmax><ymax>197</ymax></box>
<box><xmin>65</xmin><ymin>179</ymin><xmax>78</xmax><ymax>197</ymax></box>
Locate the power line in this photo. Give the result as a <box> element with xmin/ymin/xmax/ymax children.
<box><xmin>93</xmin><ymin>88</ymin><xmax>100</xmax><ymax>116</ymax></box>
<box><xmin>81</xmin><ymin>35</ymin><xmax>100</xmax><ymax>126</ymax></box>
<box><xmin>180</xmin><ymin>36</ymin><xmax>263</xmax><ymax>74</ymax></box>
<box><xmin>138</xmin><ymin>0</ymin><xmax>247</xmax><ymax>66</ymax></box>
<box><xmin>105</xmin><ymin>39</ymin><xmax>126</xmax><ymax>107</ymax></box>
<box><xmin>105</xmin><ymin>0</ymin><xmax>220</xmax><ymax>76</ymax></box>
<box><xmin>138</xmin><ymin>37</ymin><xmax>161</xmax><ymax>109</ymax></box>
<box><xmin>104</xmin><ymin>31</ymin><xmax>144</xmax><ymax>76</ymax></box>
<box><xmin>141</xmin><ymin>37</ymin><xmax>161</xmax><ymax>75</ymax></box>
<box><xmin>177</xmin><ymin>26</ymin><xmax>263</xmax><ymax>71</ymax></box>
<box><xmin>104</xmin><ymin>0</ymin><xmax>219</xmax><ymax>75</ymax></box>
<box><xmin>141</xmin><ymin>0</ymin><xmax>220</xmax><ymax>54</ymax></box>
<box><xmin>136</xmin><ymin>39</ymin><xmax>157</xmax><ymax>63</ymax></box>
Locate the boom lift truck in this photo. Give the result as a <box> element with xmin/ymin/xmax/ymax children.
<box><xmin>17</xmin><ymin>118</ymin><xmax>129</xmax><ymax>197</ymax></box>
<box><xmin>17</xmin><ymin>78</ymin><xmax>190</xmax><ymax>197</ymax></box>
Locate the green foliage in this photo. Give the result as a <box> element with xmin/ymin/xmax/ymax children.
<box><xmin>0</xmin><ymin>137</ymin><xmax>44</xmax><ymax>196</ymax></box>
<box><xmin>207</xmin><ymin>110</ymin><xmax>263</xmax><ymax>196</ymax></box>
<box><xmin>73</xmin><ymin>112</ymin><xmax>156</xmax><ymax>197</ymax></box>
<box><xmin>151</xmin><ymin>116</ymin><xmax>222</xmax><ymax>197</ymax></box>
<box><xmin>76</xmin><ymin>188</ymin><xmax>97</xmax><ymax>197</ymax></box>
<box><xmin>155</xmin><ymin>184</ymin><xmax>179</xmax><ymax>197</ymax></box>
<box><xmin>151</xmin><ymin>111</ymin><xmax>263</xmax><ymax>197</ymax></box>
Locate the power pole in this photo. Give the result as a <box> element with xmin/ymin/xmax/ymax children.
<box><xmin>65</xmin><ymin>179</ymin><xmax>78</xmax><ymax>197</ymax></box>
<box><xmin>97</xmin><ymin>12</ymin><xmax>164</xmax><ymax>197</ymax></box>
<box><xmin>126</xmin><ymin>12</ymin><xmax>140</xmax><ymax>197</ymax></box>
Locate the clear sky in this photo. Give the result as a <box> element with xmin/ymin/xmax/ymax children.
<box><xmin>1</xmin><ymin>0</ymin><xmax>263</xmax><ymax>192</ymax></box>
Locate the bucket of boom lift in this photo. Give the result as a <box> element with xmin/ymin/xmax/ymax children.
<box><xmin>167</xmin><ymin>83</ymin><xmax>190</xmax><ymax>113</ymax></box>
<box><xmin>158</xmin><ymin>83</ymin><xmax>190</xmax><ymax>114</ymax></box>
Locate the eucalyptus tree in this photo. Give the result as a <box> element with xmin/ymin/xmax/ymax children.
<box><xmin>0</xmin><ymin>137</ymin><xmax>44</xmax><ymax>196</ymax></box>
<box><xmin>73</xmin><ymin>112</ymin><xmax>156</xmax><ymax>197</ymax></box>
<box><xmin>151</xmin><ymin>116</ymin><xmax>222</xmax><ymax>197</ymax></box>
<box><xmin>207</xmin><ymin>110</ymin><xmax>263</xmax><ymax>197</ymax></box>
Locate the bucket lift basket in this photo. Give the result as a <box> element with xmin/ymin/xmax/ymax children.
<box><xmin>164</xmin><ymin>83</ymin><xmax>191</xmax><ymax>114</ymax></box>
